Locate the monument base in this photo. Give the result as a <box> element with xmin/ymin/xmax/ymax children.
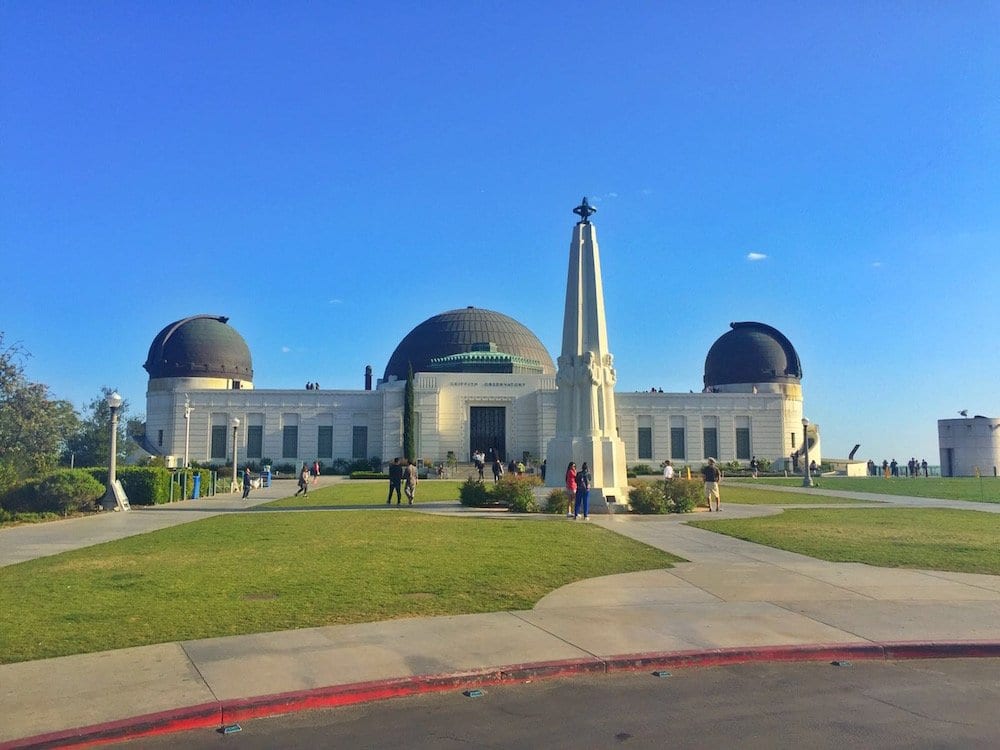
<box><xmin>585</xmin><ymin>487</ymin><xmax>630</xmax><ymax>514</ymax></box>
<box><xmin>545</xmin><ymin>434</ymin><xmax>631</xmax><ymax>514</ymax></box>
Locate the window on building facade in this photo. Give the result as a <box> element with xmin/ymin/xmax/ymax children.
<box><xmin>791</xmin><ymin>432</ymin><xmax>797</xmax><ymax>448</ymax></box>
<box><xmin>735</xmin><ymin>428</ymin><xmax>751</xmax><ymax>460</ymax></box>
<box><xmin>210</xmin><ymin>425</ymin><xmax>227</xmax><ymax>459</ymax></box>
<box><xmin>637</xmin><ymin>427</ymin><xmax>652</xmax><ymax>460</ymax></box>
<box><xmin>282</xmin><ymin>425</ymin><xmax>298</xmax><ymax>458</ymax></box>
<box><xmin>317</xmin><ymin>426</ymin><xmax>333</xmax><ymax>459</ymax></box>
<box><xmin>246</xmin><ymin>425</ymin><xmax>263</xmax><ymax>459</ymax></box>
<box><xmin>670</xmin><ymin>427</ymin><xmax>686</xmax><ymax>460</ymax></box>
<box><xmin>703</xmin><ymin>428</ymin><xmax>718</xmax><ymax>460</ymax></box>
<box><xmin>157</xmin><ymin>429</ymin><xmax>163</xmax><ymax>447</ymax></box>
<box><xmin>352</xmin><ymin>426</ymin><xmax>368</xmax><ymax>459</ymax></box>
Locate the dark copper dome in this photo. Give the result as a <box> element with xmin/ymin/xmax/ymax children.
<box><xmin>383</xmin><ymin>307</ymin><xmax>555</xmax><ymax>381</ymax></box>
<box><xmin>704</xmin><ymin>322</ymin><xmax>801</xmax><ymax>387</ymax></box>
<box><xmin>144</xmin><ymin>315</ymin><xmax>253</xmax><ymax>380</ymax></box>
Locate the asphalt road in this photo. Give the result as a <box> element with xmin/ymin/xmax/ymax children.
<box><xmin>111</xmin><ymin>658</ymin><xmax>999</xmax><ymax>749</ymax></box>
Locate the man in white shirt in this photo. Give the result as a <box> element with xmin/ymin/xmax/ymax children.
<box><xmin>662</xmin><ymin>460</ymin><xmax>674</xmax><ymax>480</ymax></box>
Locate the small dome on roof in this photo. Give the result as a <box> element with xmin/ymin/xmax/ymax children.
<box><xmin>144</xmin><ymin>315</ymin><xmax>253</xmax><ymax>381</ymax></box>
<box><xmin>383</xmin><ymin>307</ymin><xmax>555</xmax><ymax>381</ymax></box>
<box><xmin>704</xmin><ymin>322</ymin><xmax>801</xmax><ymax>388</ymax></box>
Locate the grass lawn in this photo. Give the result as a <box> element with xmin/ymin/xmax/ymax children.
<box><xmin>0</xmin><ymin>512</ymin><xmax>680</xmax><ymax>664</ymax></box>
<box><xmin>730</xmin><ymin>476</ymin><xmax>1000</xmax><ymax>503</ymax></box>
<box><xmin>688</xmin><ymin>508</ymin><xmax>1000</xmax><ymax>575</ymax></box>
<box><xmin>264</xmin><ymin>479</ymin><xmax>465</xmax><ymax>507</ymax></box>
<box><xmin>720</xmin><ymin>485</ymin><xmax>880</xmax><ymax>505</ymax></box>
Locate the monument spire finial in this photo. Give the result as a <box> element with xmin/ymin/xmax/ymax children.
<box><xmin>573</xmin><ymin>197</ymin><xmax>596</xmax><ymax>224</ymax></box>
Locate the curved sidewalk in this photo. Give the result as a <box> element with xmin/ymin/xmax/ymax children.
<box><xmin>2</xmin><ymin>489</ymin><xmax>1000</xmax><ymax>748</ymax></box>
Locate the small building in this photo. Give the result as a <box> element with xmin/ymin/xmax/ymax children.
<box><xmin>938</xmin><ymin>416</ymin><xmax>1000</xmax><ymax>477</ymax></box>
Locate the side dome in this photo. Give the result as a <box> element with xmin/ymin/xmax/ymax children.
<box><xmin>704</xmin><ymin>322</ymin><xmax>801</xmax><ymax>388</ymax></box>
<box><xmin>144</xmin><ymin>315</ymin><xmax>253</xmax><ymax>380</ymax></box>
<box><xmin>383</xmin><ymin>307</ymin><xmax>555</xmax><ymax>381</ymax></box>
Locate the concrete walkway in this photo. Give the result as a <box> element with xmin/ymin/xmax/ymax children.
<box><xmin>2</xmin><ymin>483</ymin><xmax>999</xmax><ymax>748</ymax></box>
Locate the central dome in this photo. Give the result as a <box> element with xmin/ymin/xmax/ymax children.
<box><xmin>383</xmin><ymin>307</ymin><xmax>555</xmax><ymax>381</ymax></box>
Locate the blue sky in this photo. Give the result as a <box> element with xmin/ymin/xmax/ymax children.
<box><xmin>2</xmin><ymin>2</ymin><xmax>997</xmax><ymax>464</ymax></box>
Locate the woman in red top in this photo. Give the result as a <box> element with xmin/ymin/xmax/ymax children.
<box><xmin>564</xmin><ymin>462</ymin><xmax>577</xmax><ymax>518</ymax></box>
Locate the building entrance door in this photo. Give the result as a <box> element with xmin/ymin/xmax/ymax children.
<box><xmin>470</xmin><ymin>407</ymin><xmax>506</xmax><ymax>462</ymax></box>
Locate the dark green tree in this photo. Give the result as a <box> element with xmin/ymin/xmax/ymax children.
<box><xmin>0</xmin><ymin>333</ymin><xmax>79</xmax><ymax>484</ymax></box>
<box><xmin>403</xmin><ymin>363</ymin><xmax>415</xmax><ymax>462</ymax></box>
<box><xmin>62</xmin><ymin>387</ymin><xmax>130</xmax><ymax>468</ymax></box>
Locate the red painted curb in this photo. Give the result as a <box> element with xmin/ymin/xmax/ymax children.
<box><xmin>4</xmin><ymin>641</ymin><xmax>998</xmax><ymax>750</ymax></box>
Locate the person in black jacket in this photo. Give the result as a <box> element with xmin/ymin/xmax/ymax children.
<box><xmin>386</xmin><ymin>457</ymin><xmax>404</xmax><ymax>505</ymax></box>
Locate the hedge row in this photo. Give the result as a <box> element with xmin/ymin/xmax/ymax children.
<box><xmin>1</xmin><ymin>467</ymin><xmax>217</xmax><ymax>513</ymax></box>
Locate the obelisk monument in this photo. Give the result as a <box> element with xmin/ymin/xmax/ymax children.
<box><xmin>545</xmin><ymin>198</ymin><xmax>630</xmax><ymax>512</ymax></box>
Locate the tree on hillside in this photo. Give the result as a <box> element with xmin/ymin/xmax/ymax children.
<box><xmin>0</xmin><ymin>333</ymin><xmax>80</xmax><ymax>483</ymax></box>
<box><xmin>62</xmin><ymin>387</ymin><xmax>130</xmax><ymax>468</ymax></box>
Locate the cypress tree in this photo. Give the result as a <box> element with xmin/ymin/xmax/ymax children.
<box><xmin>403</xmin><ymin>363</ymin><xmax>415</xmax><ymax>462</ymax></box>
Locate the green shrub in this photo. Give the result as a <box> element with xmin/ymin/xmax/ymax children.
<box><xmin>493</xmin><ymin>476</ymin><xmax>540</xmax><ymax>513</ymax></box>
<box><xmin>628</xmin><ymin>482</ymin><xmax>667</xmax><ymax>514</ymax></box>
<box><xmin>756</xmin><ymin>457</ymin><xmax>773</xmax><ymax>473</ymax></box>
<box><xmin>350</xmin><ymin>471</ymin><xmax>388</xmax><ymax>480</ymax></box>
<box><xmin>1</xmin><ymin>478</ymin><xmax>42</xmax><ymax>513</ymax></box>
<box><xmin>85</xmin><ymin>467</ymin><xmax>174</xmax><ymax>505</ymax></box>
<box><xmin>663</xmin><ymin>477</ymin><xmax>701</xmax><ymax>513</ymax></box>
<box><xmin>723</xmin><ymin>460</ymin><xmax>743</xmax><ymax>473</ymax></box>
<box><xmin>35</xmin><ymin>470</ymin><xmax>105</xmax><ymax>514</ymax></box>
<box><xmin>544</xmin><ymin>488</ymin><xmax>572</xmax><ymax>514</ymax></box>
<box><xmin>459</xmin><ymin>477</ymin><xmax>492</xmax><ymax>507</ymax></box>
<box><xmin>630</xmin><ymin>464</ymin><xmax>654</xmax><ymax>475</ymax></box>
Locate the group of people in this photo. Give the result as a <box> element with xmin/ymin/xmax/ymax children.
<box><xmin>563</xmin><ymin>461</ymin><xmax>592</xmax><ymax>519</ymax></box>
<box><xmin>304</xmin><ymin>382</ymin><xmax>320</xmax><ymax>390</ymax></box>
<box><xmin>867</xmin><ymin>458</ymin><xmax>929</xmax><ymax>478</ymax></box>
<box><xmin>386</xmin><ymin>457</ymin><xmax>419</xmax><ymax>505</ymax></box>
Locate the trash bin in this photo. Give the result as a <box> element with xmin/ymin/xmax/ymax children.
<box><xmin>192</xmin><ymin>473</ymin><xmax>201</xmax><ymax>499</ymax></box>
<box><xmin>261</xmin><ymin>468</ymin><xmax>271</xmax><ymax>488</ymax></box>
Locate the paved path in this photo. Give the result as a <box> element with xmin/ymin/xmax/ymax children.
<box><xmin>2</xmin><ymin>482</ymin><xmax>999</xmax><ymax>748</ymax></box>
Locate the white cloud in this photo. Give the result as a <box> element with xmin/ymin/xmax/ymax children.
<box><xmin>871</xmin><ymin>261</ymin><xmax>883</xmax><ymax>268</ymax></box>
<box><xmin>328</xmin><ymin>298</ymin><xmax>342</xmax><ymax>305</ymax></box>
<box><xmin>746</xmin><ymin>252</ymin><xmax>768</xmax><ymax>262</ymax></box>
<box><xmin>608</xmin><ymin>191</ymin><xmax>619</xmax><ymax>198</ymax></box>
<box><xmin>281</xmin><ymin>346</ymin><xmax>291</xmax><ymax>353</ymax></box>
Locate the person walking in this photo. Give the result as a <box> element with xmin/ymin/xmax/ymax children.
<box><xmin>492</xmin><ymin>456</ymin><xmax>504</xmax><ymax>483</ymax></box>
<box><xmin>702</xmin><ymin>457</ymin><xmax>721</xmax><ymax>511</ymax></box>
<box><xmin>242</xmin><ymin>466</ymin><xmax>252</xmax><ymax>499</ymax></box>
<box><xmin>311</xmin><ymin>460</ymin><xmax>321</xmax><ymax>485</ymax></box>
<box><xmin>404</xmin><ymin>459</ymin><xmax>418</xmax><ymax>505</ymax></box>
<box><xmin>750</xmin><ymin>456</ymin><xmax>759</xmax><ymax>478</ymax></box>
<box><xmin>574</xmin><ymin>462</ymin><xmax>591</xmax><ymax>520</ymax></box>
<box><xmin>294</xmin><ymin>462</ymin><xmax>309</xmax><ymax>496</ymax></box>
<box><xmin>564</xmin><ymin>461</ymin><xmax>577</xmax><ymax>517</ymax></box>
<box><xmin>386</xmin><ymin>457</ymin><xmax>403</xmax><ymax>504</ymax></box>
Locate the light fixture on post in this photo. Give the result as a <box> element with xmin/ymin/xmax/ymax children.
<box><xmin>183</xmin><ymin>396</ymin><xmax>192</xmax><ymax>469</ymax></box>
<box><xmin>802</xmin><ymin>417</ymin><xmax>814</xmax><ymax>487</ymax></box>
<box><xmin>231</xmin><ymin>417</ymin><xmax>240</xmax><ymax>492</ymax></box>
<box><xmin>101</xmin><ymin>391</ymin><xmax>130</xmax><ymax>511</ymax></box>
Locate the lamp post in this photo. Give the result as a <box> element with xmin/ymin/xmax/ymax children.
<box><xmin>231</xmin><ymin>417</ymin><xmax>240</xmax><ymax>492</ymax></box>
<box><xmin>802</xmin><ymin>417</ymin><xmax>814</xmax><ymax>487</ymax></box>
<box><xmin>101</xmin><ymin>391</ymin><xmax>130</xmax><ymax>510</ymax></box>
<box><xmin>183</xmin><ymin>396</ymin><xmax>192</xmax><ymax>469</ymax></box>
